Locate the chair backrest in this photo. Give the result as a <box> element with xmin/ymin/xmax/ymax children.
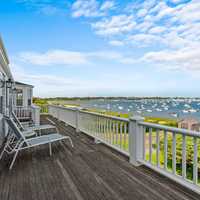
<box><xmin>11</xmin><ymin>111</ymin><xmax>25</xmax><ymax>131</ymax></box>
<box><xmin>4</xmin><ymin>116</ymin><xmax>27</xmax><ymax>144</ymax></box>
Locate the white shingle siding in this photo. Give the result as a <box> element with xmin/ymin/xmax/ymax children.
<box><xmin>0</xmin><ymin>36</ymin><xmax>13</xmax><ymax>143</ymax></box>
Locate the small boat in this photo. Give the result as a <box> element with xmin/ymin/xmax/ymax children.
<box><xmin>188</xmin><ymin>109</ymin><xmax>197</xmax><ymax>113</ymax></box>
<box><xmin>182</xmin><ymin>110</ymin><xmax>189</xmax><ymax>113</ymax></box>
<box><xmin>156</xmin><ymin>108</ymin><xmax>162</xmax><ymax>112</ymax></box>
<box><xmin>170</xmin><ymin>113</ymin><xmax>178</xmax><ymax>117</ymax></box>
<box><xmin>118</xmin><ymin>106</ymin><xmax>123</xmax><ymax>110</ymax></box>
<box><xmin>184</xmin><ymin>104</ymin><xmax>191</xmax><ymax>108</ymax></box>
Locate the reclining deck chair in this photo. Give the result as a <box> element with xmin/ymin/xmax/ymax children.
<box><xmin>12</xmin><ymin>111</ymin><xmax>57</xmax><ymax>137</ymax></box>
<box><xmin>0</xmin><ymin>116</ymin><xmax>73</xmax><ymax>170</ymax></box>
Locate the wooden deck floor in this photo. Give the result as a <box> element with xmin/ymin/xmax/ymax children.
<box><xmin>0</xmin><ymin>115</ymin><xmax>200</xmax><ymax>200</ymax></box>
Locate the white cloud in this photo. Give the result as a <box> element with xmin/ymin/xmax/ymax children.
<box><xmin>135</xmin><ymin>21</ymin><xmax>153</xmax><ymax>32</ymax></box>
<box><xmin>71</xmin><ymin>0</ymin><xmax>99</xmax><ymax>18</ymax></box>
<box><xmin>128</xmin><ymin>34</ymin><xmax>164</xmax><ymax>47</ymax></box>
<box><xmin>18</xmin><ymin>50</ymin><xmax>89</xmax><ymax>66</ymax></box>
<box><xmin>88</xmin><ymin>51</ymin><xmax>122</xmax><ymax>60</ymax></box>
<box><xmin>148</xmin><ymin>26</ymin><xmax>166</xmax><ymax>34</ymax></box>
<box><xmin>100</xmin><ymin>1</ymin><xmax>115</xmax><ymax>11</ymax></box>
<box><xmin>10</xmin><ymin>62</ymin><xmax>144</xmax><ymax>97</ymax></box>
<box><xmin>137</xmin><ymin>9</ymin><xmax>148</xmax><ymax>18</ymax></box>
<box><xmin>143</xmin><ymin>46</ymin><xmax>200</xmax><ymax>71</ymax></box>
<box><xmin>17</xmin><ymin>49</ymin><xmax>137</xmax><ymax>66</ymax></box>
<box><xmin>71</xmin><ymin>0</ymin><xmax>114</xmax><ymax>18</ymax></box>
<box><xmin>109</xmin><ymin>40</ymin><xmax>124</xmax><ymax>46</ymax></box>
<box><xmin>20</xmin><ymin>0</ymin><xmax>200</xmax><ymax>75</ymax></box>
<box><xmin>92</xmin><ymin>14</ymin><xmax>136</xmax><ymax>35</ymax></box>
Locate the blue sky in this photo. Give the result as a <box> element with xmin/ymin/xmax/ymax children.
<box><xmin>1</xmin><ymin>0</ymin><xmax>200</xmax><ymax>97</ymax></box>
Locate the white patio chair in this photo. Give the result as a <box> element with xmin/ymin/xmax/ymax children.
<box><xmin>0</xmin><ymin>116</ymin><xmax>73</xmax><ymax>170</ymax></box>
<box><xmin>12</xmin><ymin>111</ymin><xmax>57</xmax><ymax>137</ymax></box>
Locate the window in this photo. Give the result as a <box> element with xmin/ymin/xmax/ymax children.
<box><xmin>16</xmin><ymin>89</ymin><xmax>23</xmax><ymax>106</ymax></box>
<box><xmin>28</xmin><ymin>99</ymin><xmax>31</xmax><ymax>106</ymax></box>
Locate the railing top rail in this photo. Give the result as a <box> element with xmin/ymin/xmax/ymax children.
<box><xmin>48</xmin><ymin>105</ymin><xmax>77</xmax><ymax>111</ymax></box>
<box><xmin>48</xmin><ymin>104</ymin><xmax>129</xmax><ymax>122</ymax></box>
<box><xmin>79</xmin><ymin>109</ymin><xmax>129</xmax><ymax>122</ymax></box>
<box><xmin>139</xmin><ymin>121</ymin><xmax>200</xmax><ymax>137</ymax></box>
<box><xmin>14</xmin><ymin>106</ymin><xmax>32</xmax><ymax>109</ymax></box>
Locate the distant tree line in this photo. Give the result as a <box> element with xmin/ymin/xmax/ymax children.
<box><xmin>33</xmin><ymin>96</ymin><xmax>200</xmax><ymax>101</ymax></box>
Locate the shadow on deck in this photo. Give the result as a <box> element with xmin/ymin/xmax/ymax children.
<box><xmin>0</xmin><ymin>115</ymin><xmax>200</xmax><ymax>200</ymax></box>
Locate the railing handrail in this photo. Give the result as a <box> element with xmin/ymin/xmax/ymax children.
<box><xmin>48</xmin><ymin>104</ymin><xmax>77</xmax><ymax>111</ymax></box>
<box><xmin>79</xmin><ymin>110</ymin><xmax>129</xmax><ymax>122</ymax></box>
<box><xmin>139</xmin><ymin>121</ymin><xmax>200</xmax><ymax>137</ymax></box>
<box><xmin>48</xmin><ymin>104</ymin><xmax>129</xmax><ymax>122</ymax></box>
<box><xmin>14</xmin><ymin>106</ymin><xmax>32</xmax><ymax>109</ymax></box>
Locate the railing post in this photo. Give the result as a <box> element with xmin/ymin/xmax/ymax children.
<box><xmin>75</xmin><ymin>108</ymin><xmax>80</xmax><ymax>133</ymax></box>
<box><xmin>32</xmin><ymin>105</ymin><xmax>40</xmax><ymax>126</ymax></box>
<box><xmin>129</xmin><ymin>116</ymin><xmax>144</xmax><ymax>166</ymax></box>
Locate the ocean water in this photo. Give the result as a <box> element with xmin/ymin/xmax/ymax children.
<box><xmin>68</xmin><ymin>98</ymin><xmax>200</xmax><ymax>120</ymax></box>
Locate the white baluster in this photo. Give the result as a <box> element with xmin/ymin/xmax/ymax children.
<box><xmin>164</xmin><ymin>130</ymin><xmax>168</xmax><ymax>170</ymax></box>
<box><xmin>182</xmin><ymin>135</ymin><xmax>186</xmax><ymax>179</ymax></box>
<box><xmin>143</xmin><ymin>126</ymin><xmax>146</xmax><ymax>160</ymax></box>
<box><xmin>124</xmin><ymin>123</ymin><xmax>127</xmax><ymax>151</ymax></box>
<box><xmin>193</xmin><ymin>137</ymin><xmax>198</xmax><ymax>184</ymax></box>
<box><xmin>120</xmin><ymin>122</ymin><xmax>123</xmax><ymax>149</ymax></box>
<box><xmin>149</xmin><ymin>128</ymin><xmax>152</xmax><ymax>163</ymax></box>
<box><xmin>172</xmin><ymin>132</ymin><xmax>176</xmax><ymax>174</ymax></box>
<box><xmin>156</xmin><ymin>129</ymin><xmax>160</xmax><ymax>167</ymax></box>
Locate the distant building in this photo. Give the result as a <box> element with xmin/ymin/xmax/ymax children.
<box><xmin>178</xmin><ymin>118</ymin><xmax>200</xmax><ymax>131</ymax></box>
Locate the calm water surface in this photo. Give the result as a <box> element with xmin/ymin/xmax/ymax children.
<box><xmin>64</xmin><ymin>98</ymin><xmax>200</xmax><ymax>120</ymax></box>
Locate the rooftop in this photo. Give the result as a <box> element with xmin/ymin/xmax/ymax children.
<box><xmin>178</xmin><ymin>118</ymin><xmax>199</xmax><ymax>123</ymax></box>
<box><xmin>15</xmin><ymin>81</ymin><xmax>34</xmax><ymax>88</ymax></box>
<box><xmin>0</xmin><ymin>115</ymin><xmax>199</xmax><ymax>200</ymax></box>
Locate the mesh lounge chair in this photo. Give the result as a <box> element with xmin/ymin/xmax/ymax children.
<box><xmin>0</xmin><ymin>116</ymin><xmax>73</xmax><ymax>170</ymax></box>
<box><xmin>12</xmin><ymin>111</ymin><xmax>56</xmax><ymax>137</ymax></box>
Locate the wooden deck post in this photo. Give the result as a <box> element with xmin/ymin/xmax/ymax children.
<box><xmin>129</xmin><ymin>116</ymin><xmax>144</xmax><ymax>166</ymax></box>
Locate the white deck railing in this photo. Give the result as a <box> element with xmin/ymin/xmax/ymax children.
<box><xmin>14</xmin><ymin>105</ymin><xmax>40</xmax><ymax>125</ymax></box>
<box><xmin>137</xmin><ymin>120</ymin><xmax>200</xmax><ymax>193</ymax></box>
<box><xmin>48</xmin><ymin>105</ymin><xmax>200</xmax><ymax>194</ymax></box>
<box><xmin>14</xmin><ymin>106</ymin><xmax>32</xmax><ymax>120</ymax></box>
<box><xmin>49</xmin><ymin>105</ymin><xmax>129</xmax><ymax>155</ymax></box>
<box><xmin>79</xmin><ymin>110</ymin><xmax>129</xmax><ymax>155</ymax></box>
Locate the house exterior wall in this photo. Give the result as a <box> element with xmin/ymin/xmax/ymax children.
<box><xmin>14</xmin><ymin>84</ymin><xmax>33</xmax><ymax>107</ymax></box>
<box><xmin>178</xmin><ymin>119</ymin><xmax>200</xmax><ymax>131</ymax></box>
<box><xmin>0</xmin><ymin>37</ymin><xmax>13</xmax><ymax>144</ymax></box>
<box><xmin>14</xmin><ymin>83</ymin><xmax>40</xmax><ymax>126</ymax></box>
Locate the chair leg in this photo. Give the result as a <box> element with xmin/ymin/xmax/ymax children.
<box><xmin>49</xmin><ymin>143</ymin><xmax>52</xmax><ymax>156</ymax></box>
<box><xmin>9</xmin><ymin>150</ymin><xmax>19</xmax><ymax>170</ymax></box>
<box><xmin>0</xmin><ymin>148</ymin><xmax>5</xmax><ymax>160</ymax></box>
<box><xmin>0</xmin><ymin>141</ymin><xmax>10</xmax><ymax>160</ymax></box>
<box><xmin>67</xmin><ymin>137</ymin><xmax>74</xmax><ymax>148</ymax></box>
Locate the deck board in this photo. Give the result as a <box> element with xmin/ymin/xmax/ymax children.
<box><xmin>0</xmin><ymin>115</ymin><xmax>200</xmax><ymax>200</ymax></box>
